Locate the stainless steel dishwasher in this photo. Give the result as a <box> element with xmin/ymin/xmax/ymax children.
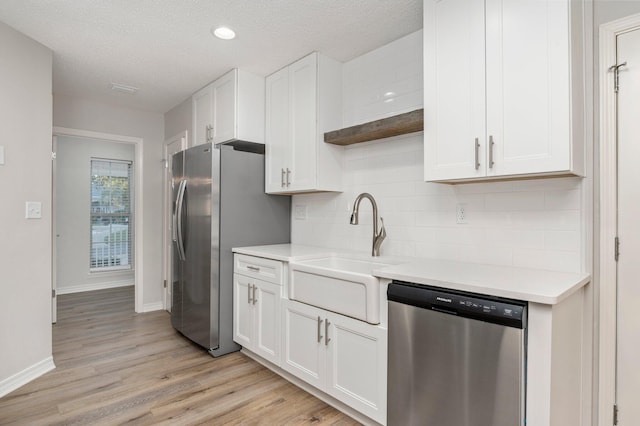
<box><xmin>387</xmin><ymin>280</ymin><xmax>527</xmax><ymax>426</ymax></box>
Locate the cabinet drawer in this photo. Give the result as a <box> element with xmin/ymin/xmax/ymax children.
<box><xmin>234</xmin><ymin>254</ymin><xmax>283</xmax><ymax>285</ymax></box>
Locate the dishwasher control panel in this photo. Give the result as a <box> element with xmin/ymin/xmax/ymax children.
<box><xmin>387</xmin><ymin>281</ymin><xmax>527</xmax><ymax>329</ymax></box>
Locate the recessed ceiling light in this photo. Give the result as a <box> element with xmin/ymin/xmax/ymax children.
<box><xmin>109</xmin><ymin>82</ymin><xmax>139</xmax><ymax>95</ymax></box>
<box><xmin>212</xmin><ymin>26</ymin><xmax>236</xmax><ymax>40</ymax></box>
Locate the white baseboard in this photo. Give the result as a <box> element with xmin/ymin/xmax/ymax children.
<box><xmin>0</xmin><ymin>356</ymin><xmax>56</xmax><ymax>398</ymax></box>
<box><xmin>56</xmin><ymin>280</ymin><xmax>133</xmax><ymax>295</ymax></box>
<box><xmin>142</xmin><ymin>301</ymin><xmax>165</xmax><ymax>312</ymax></box>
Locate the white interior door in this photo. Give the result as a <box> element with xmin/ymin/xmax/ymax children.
<box><xmin>616</xmin><ymin>26</ymin><xmax>640</xmax><ymax>425</ymax></box>
<box><xmin>163</xmin><ymin>132</ymin><xmax>186</xmax><ymax>311</ymax></box>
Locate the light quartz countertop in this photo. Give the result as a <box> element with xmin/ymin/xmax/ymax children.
<box><xmin>373</xmin><ymin>259</ymin><xmax>590</xmax><ymax>305</ymax></box>
<box><xmin>232</xmin><ymin>244</ymin><xmax>591</xmax><ymax>305</ymax></box>
<box><xmin>232</xmin><ymin>244</ymin><xmax>335</xmax><ymax>262</ymax></box>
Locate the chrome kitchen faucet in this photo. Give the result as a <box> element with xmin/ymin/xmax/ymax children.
<box><xmin>349</xmin><ymin>193</ymin><xmax>386</xmax><ymax>257</ymax></box>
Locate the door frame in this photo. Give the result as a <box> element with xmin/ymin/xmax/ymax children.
<box><xmin>162</xmin><ymin>131</ymin><xmax>187</xmax><ymax>310</ymax></box>
<box><xmin>51</xmin><ymin>136</ymin><xmax>58</xmax><ymax>323</ymax></box>
<box><xmin>52</xmin><ymin>126</ymin><xmax>145</xmax><ymax>313</ymax></box>
<box><xmin>598</xmin><ymin>12</ymin><xmax>640</xmax><ymax>425</ymax></box>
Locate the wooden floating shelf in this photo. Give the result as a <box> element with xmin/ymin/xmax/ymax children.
<box><xmin>324</xmin><ymin>108</ymin><xmax>424</xmax><ymax>146</ymax></box>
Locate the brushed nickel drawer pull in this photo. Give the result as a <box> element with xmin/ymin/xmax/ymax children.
<box><xmin>489</xmin><ymin>135</ymin><xmax>495</xmax><ymax>169</ymax></box>
<box><xmin>325</xmin><ymin>319</ymin><xmax>331</xmax><ymax>346</ymax></box>
<box><xmin>317</xmin><ymin>316</ymin><xmax>323</xmax><ymax>343</ymax></box>
<box><xmin>247</xmin><ymin>265</ymin><xmax>260</xmax><ymax>272</ymax></box>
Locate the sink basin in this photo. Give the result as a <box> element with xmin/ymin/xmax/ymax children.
<box><xmin>289</xmin><ymin>256</ymin><xmax>396</xmax><ymax>324</ymax></box>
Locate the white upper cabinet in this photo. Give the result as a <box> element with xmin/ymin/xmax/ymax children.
<box><xmin>192</xmin><ymin>69</ymin><xmax>265</xmax><ymax>146</ymax></box>
<box><xmin>424</xmin><ymin>0</ymin><xmax>587</xmax><ymax>182</ymax></box>
<box><xmin>265</xmin><ymin>52</ymin><xmax>343</xmax><ymax>194</ymax></box>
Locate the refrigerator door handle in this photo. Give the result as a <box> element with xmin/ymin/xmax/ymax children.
<box><xmin>175</xmin><ymin>179</ymin><xmax>187</xmax><ymax>261</ymax></box>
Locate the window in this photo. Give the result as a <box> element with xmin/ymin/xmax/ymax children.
<box><xmin>90</xmin><ymin>159</ymin><xmax>133</xmax><ymax>271</ymax></box>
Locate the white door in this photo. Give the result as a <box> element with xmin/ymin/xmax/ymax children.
<box><xmin>289</xmin><ymin>53</ymin><xmax>317</xmax><ymax>191</ymax></box>
<box><xmin>211</xmin><ymin>70</ymin><xmax>236</xmax><ymax>144</ymax></box>
<box><xmin>325</xmin><ymin>312</ymin><xmax>387</xmax><ymax>423</ymax></box>
<box><xmin>192</xmin><ymin>85</ymin><xmax>212</xmax><ymax>146</ymax></box>
<box><xmin>163</xmin><ymin>132</ymin><xmax>186</xmax><ymax>311</ymax></box>
<box><xmin>423</xmin><ymin>0</ymin><xmax>486</xmax><ymax>181</ymax></box>
<box><xmin>281</xmin><ymin>299</ymin><xmax>325</xmax><ymax>388</ymax></box>
<box><xmin>486</xmin><ymin>0</ymin><xmax>571</xmax><ymax>177</ymax></box>
<box><xmin>253</xmin><ymin>280</ymin><xmax>280</xmax><ymax>364</ymax></box>
<box><xmin>617</xmin><ymin>27</ymin><xmax>640</xmax><ymax>425</ymax></box>
<box><xmin>233</xmin><ymin>274</ymin><xmax>253</xmax><ymax>348</ymax></box>
<box><xmin>265</xmin><ymin>67</ymin><xmax>290</xmax><ymax>193</ymax></box>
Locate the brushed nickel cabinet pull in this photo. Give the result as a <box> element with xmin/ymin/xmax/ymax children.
<box><xmin>474</xmin><ymin>137</ymin><xmax>480</xmax><ymax>170</ymax></box>
<box><xmin>286</xmin><ymin>168</ymin><xmax>291</xmax><ymax>187</ymax></box>
<box><xmin>317</xmin><ymin>316</ymin><xmax>323</xmax><ymax>343</ymax></box>
<box><xmin>247</xmin><ymin>265</ymin><xmax>260</xmax><ymax>272</ymax></box>
<box><xmin>252</xmin><ymin>285</ymin><xmax>257</xmax><ymax>305</ymax></box>
<box><xmin>325</xmin><ymin>319</ymin><xmax>331</xmax><ymax>346</ymax></box>
<box><xmin>489</xmin><ymin>135</ymin><xmax>495</xmax><ymax>169</ymax></box>
<box><xmin>281</xmin><ymin>168</ymin><xmax>285</xmax><ymax>187</ymax></box>
<box><xmin>247</xmin><ymin>283</ymin><xmax>251</xmax><ymax>304</ymax></box>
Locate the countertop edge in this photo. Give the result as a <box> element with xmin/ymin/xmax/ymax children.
<box><xmin>232</xmin><ymin>244</ymin><xmax>336</xmax><ymax>262</ymax></box>
<box><xmin>373</xmin><ymin>268</ymin><xmax>591</xmax><ymax>305</ymax></box>
<box><xmin>233</xmin><ymin>244</ymin><xmax>592</xmax><ymax>305</ymax></box>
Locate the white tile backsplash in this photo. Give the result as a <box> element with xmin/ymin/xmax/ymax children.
<box><xmin>290</xmin><ymin>30</ymin><xmax>584</xmax><ymax>273</ymax></box>
<box><xmin>342</xmin><ymin>30</ymin><xmax>423</xmax><ymax>127</ymax></box>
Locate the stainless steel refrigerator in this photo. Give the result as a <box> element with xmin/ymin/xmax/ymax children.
<box><xmin>171</xmin><ymin>141</ymin><xmax>290</xmax><ymax>356</ymax></box>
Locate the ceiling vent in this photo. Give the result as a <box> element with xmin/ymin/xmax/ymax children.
<box><xmin>109</xmin><ymin>82</ymin><xmax>139</xmax><ymax>95</ymax></box>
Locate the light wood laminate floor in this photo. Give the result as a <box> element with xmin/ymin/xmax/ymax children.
<box><xmin>0</xmin><ymin>287</ymin><xmax>360</xmax><ymax>425</ymax></box>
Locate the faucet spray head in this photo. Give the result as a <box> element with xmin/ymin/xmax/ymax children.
<box><xmin>350</xmin><ymin>212</ymin><xmax>358</xmax><ymax>225</ymax></box>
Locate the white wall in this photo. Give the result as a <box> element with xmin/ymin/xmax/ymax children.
<box><xmin>53</xmin><ymin>95</ymin><xmax>165</xmax><ymax>309</ymax></box>
<box><xmin>55</xmin><ymin>136</ymin><xmax>135</xmax><ymax>294</ymax></box>
<box><xmin>291</xmin><ymin>30</ymin><xmax>585</xmax><ymax>274</ymax></box>
<box><xmin>0</xmin><ymin>21</ymin><xmax>54</xmax><ymax>393</ymax></box>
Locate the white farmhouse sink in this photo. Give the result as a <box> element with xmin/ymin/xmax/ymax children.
<box><xmin>289</xmin><ymin>256</ymin><xmax>395</xmax><ymax>324</ymax></box>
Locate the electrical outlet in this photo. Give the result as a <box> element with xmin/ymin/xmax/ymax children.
<box><xmin>26</xmin><ymin>201</ymin><xmax>42</xmax><ymax>219</ymax></box>
<box><xmin>456</xmin><ymin>203</ymin><xmax>467</xmax><ymax>224</ymax></box>
<box><xmin>294</xmin><ymin>204</ymin><xmax>307</xmax><ymax>220</ymax></box>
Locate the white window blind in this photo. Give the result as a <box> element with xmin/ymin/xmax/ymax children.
<box><xmin>90</xmin><ymin>159</ymin><xmax>133</xmax><ymax>271</ymax></box>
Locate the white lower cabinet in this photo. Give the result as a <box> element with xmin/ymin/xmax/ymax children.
<box><xmin>233</xmin><ymin>273</ymin><xmax>281</xmax><ymax>365</ymax></box>
<box><xmin>281</xmin><ymin>299</ymin><xmax>387</xmax><ymax>424</ymax></box>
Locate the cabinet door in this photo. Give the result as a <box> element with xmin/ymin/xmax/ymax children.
<box><xmin>325</xmin><ymin>313</ymin><xmax>387</xmax><ymax>424</ymax></box>
<box><xmin>211</xmin><ymin>70</ymin><xmax>237</xmax><ymax>145</ymax></box>
<box><xmin>192</xmin><ymin>85</ymin><xmax>213</xmax><ymax>146</ymax></box>
<box><xmin>253</xmin><ymin>280</ymin><xmax>281</xmax><ymax>365</ymax></box>
<box><xmin>281</xmin><ymin>300</ymin><xmax>325</xmax><ymax>389</ymax></box>
<box><xmin>424</xmin><ymin>0</ymin><xmax>486</xmax><ymax>181</ymax></box>
<box><xmin>288</xmin><ymin>53</ymin><xmax>318</xmax><ymax>191</ymax></box>
<box><xmin>485</xmin><ymin>0</ymin><xmax>571</xmax><ymax>176</ymax></box>
<box><xmin>265</xmin><ymin>67</ymin><xmax>290</xmax><ymax>193</ymax></box>
<box><xmin>233</xmin><ymin>274</ymin><xmax>253</xmax><ymax>349</ymax></box>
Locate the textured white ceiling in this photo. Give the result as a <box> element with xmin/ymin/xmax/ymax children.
<box><xmin>0</xmin><ymin>0</ymin><xmax>422</xmax><ymax>113</ymax></box>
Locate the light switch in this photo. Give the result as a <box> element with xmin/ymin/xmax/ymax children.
<box><xmin>26</xmin><ymin>201</ymin><xmax>42</xmax><ymax>219</ymax></box>
<box><xmin>0</xmin><ymin>145</ymin><xmax>4</xmax><ymax>165</ymax></box>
